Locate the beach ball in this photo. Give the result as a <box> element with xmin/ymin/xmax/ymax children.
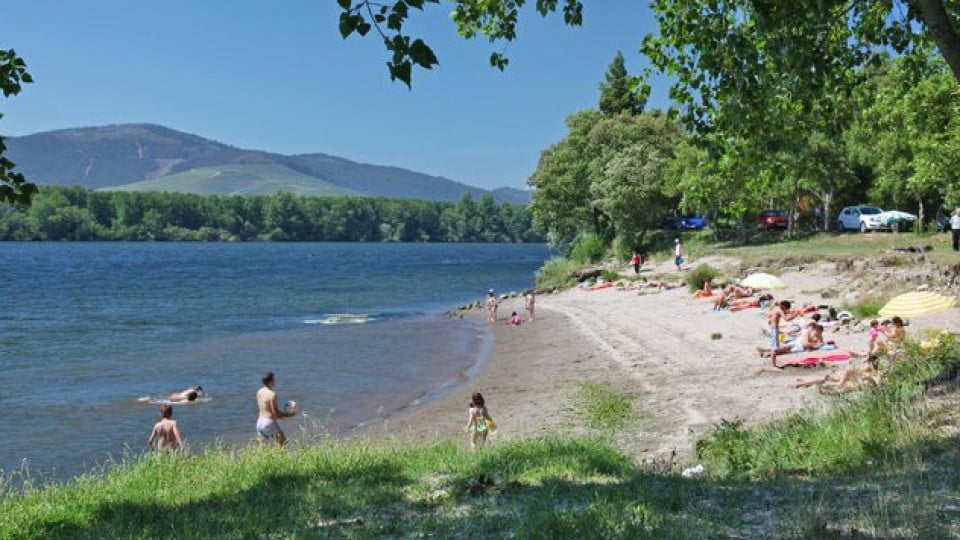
<box><xmin>283</xmin><ymin>400</ymin><xmax>298</xmax><ymax>416</ymax></box>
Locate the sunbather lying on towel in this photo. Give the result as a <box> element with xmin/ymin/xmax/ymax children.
<box><xmin>727</xmin><ymin>293</ymin><xmax>774</xmax><ymax>312</ymax></box>
<box><xmin>795</xmin><ymin>355</ymin><xmax>879</xmax><ymax>392</ymax></box>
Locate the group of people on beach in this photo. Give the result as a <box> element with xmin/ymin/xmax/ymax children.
<box><xmin>146</xmin><ymin>372</ymin><xmax>297</xmax><ymax>452</ymax></box>
<box><xmin>681</xmin><ymin>265</ymin><xmax>913</xmax><ymax>393</ymax></box>
<box><xmin>486</xmin><ymin>288</ymin><xmax>535</xmax><ymax>325</ymax></box>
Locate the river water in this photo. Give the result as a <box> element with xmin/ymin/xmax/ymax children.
<box><xmin>0</xmin><ymin>242</ymin><xmax>550</xmax><ymax>482</ymax></box>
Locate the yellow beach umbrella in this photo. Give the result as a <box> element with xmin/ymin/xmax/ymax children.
<box><xmin>878</xmin><ymin>291</ymin><xmax>956</xmax><ymax>318</ymax></box>
<box><xmin>740</xmin><ymin>272</ymin><xmax>787</xmax><ymax>290</ymax></box>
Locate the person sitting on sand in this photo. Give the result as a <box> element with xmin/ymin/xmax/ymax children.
<box><xmin>785</xmin><ymin>314</ymin><xmax>821</xmax><ymax>338</ymax></box>
<box><xmin>147</xmin><ymin>404</ymin><xmax>185</xmax><ymax>452</ymax></box>
<box><xmin>795</xmin><ymin>355</ymin><xmax>880</xmax><ymax>393</ymax></box>
<box><xmin>504</xmin><ymin>311</ymin><xmax>522</xmax><ymax>326</ymax></box>
<box><xmin>758</xmin><ymin>323</ymin><xmax>826</xmax><ymax>367</ymax></box>
<box><xmin>692</xmin><ymin>277</ymin><xmax>714</xmax><ymax>299</ymax></box>
<box><xmin>880</xmin><ymin>316</ymin><xmax>907</xmax><ymax>360</ymax></box>
<box><xmin>713</xmin><ymin>285</ymin><xmax>733</xmax><ymax>310</ymax></box>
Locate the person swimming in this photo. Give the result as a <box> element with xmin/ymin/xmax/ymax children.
<box><xmin>167</xmin><ymin>385</ymin><xmax>204</xmax><ymax>403</ymax></box>
<box><xmin>138</xmin><ymin>384</ymin><xmax>205</xmax><ymax>405</ymax></box>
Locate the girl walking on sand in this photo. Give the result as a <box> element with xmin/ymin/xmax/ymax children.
<box><xmin>465</xmin><ymin>392</ymin><xmax>494</xmax><ymax>449</ymax></box>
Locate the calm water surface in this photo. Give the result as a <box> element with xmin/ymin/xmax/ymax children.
<box><xmin>0</xmin><ymin>242</ymin><xmax>550</xmax><ymax>482</ymax></box>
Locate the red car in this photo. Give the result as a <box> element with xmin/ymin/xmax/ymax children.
<box><xmin>757</xmin><ymin>210</ymin><xmax>789</xmax><ymax>230</ymax></box>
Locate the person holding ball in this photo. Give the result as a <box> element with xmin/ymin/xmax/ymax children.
<box><xmin>255</xmin><ymin>371</ymin><xmax>296</xmax><ymax>447</ymax></box>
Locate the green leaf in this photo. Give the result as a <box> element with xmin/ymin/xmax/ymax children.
<box><xmin>338</xmin><ymin>13</ymin><xmax>357</xmax><ymax>39</ymax></box>
<box><xmin>408</xmin><ymin>39</ymin><xmax>438</xmax><ymax>68</ymax></box>
<box><xmin>388</xmin><ymin>60</ymin><xmax>413</xmax><ymax>87</ymax></box>
<box><xmin>337</xmin><ymin>0</ymin><xmax>351</xmax><ymax>10</ymax></box>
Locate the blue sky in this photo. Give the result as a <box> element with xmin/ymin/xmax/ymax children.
<box><xmin>0</xmin><ymin>2</ymin><xmax>669</xmax><ymax>190</ymax></box>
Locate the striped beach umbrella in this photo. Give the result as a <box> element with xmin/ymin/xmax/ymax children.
<box><xmin>878</xmin><ymin>291</ymin><xmax>956</xmax><ymax>318</ymax></box>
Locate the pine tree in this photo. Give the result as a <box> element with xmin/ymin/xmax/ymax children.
<box><xmin>598</xmin><ymin>51</ymin><xmax>642</xmax><ymax>116</ymax></box>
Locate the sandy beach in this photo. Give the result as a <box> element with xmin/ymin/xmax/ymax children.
<box><xmin>364</xmin><ymin>256</ymin><xmax>960</xmax><ymax>464</ymax></box>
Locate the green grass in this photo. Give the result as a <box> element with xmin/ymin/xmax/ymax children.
<box><xmin>576</xmin><ymin>382</ymin><xmax>639</xmax><ymax>432</ymax></box>
<box><xmin>704</xmin><ymin>230</ymin><xmax>957</xmax><ymax>266</ymax></box>
<box><xmin>4</xmin><ymin>334</ymin><xmax>960</xmax><ymax>539</ymax></box>
<box><xmin>106</xmin><ymin>164</ymin><xmax>361</xmax><ymax>197</ymax></box>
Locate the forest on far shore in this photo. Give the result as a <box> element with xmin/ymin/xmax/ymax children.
<box><xmin>0</xmin><ymin>186</ymin><xmax>542</xmax><ymax>243</ymax></box>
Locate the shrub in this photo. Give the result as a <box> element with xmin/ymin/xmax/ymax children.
<box><xmin>685</xmin><ymin>263</ymin><xmax>720</xmax><ymax>293</ymax></box>
<box><xmin>843</xmin><ymin>297</ymin><xmax>884</xmax><ymax>318</ymax></box>
<box><xmin>568</xmin><ymin>233</ymin><xmax>607</xmax><ymax>264</ymax></box>
<box><xmin>536</xmin><ymin>257</ymin><xmax>579</xmax><ymax>290</ymax></box>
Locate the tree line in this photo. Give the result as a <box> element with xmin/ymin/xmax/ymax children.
<box><xmin>0</xmin><ymin>186</ymin><xmax>543</xmax><ymax>242</ymax></box>
<box><xmin>526</xmin><ymin>48</ymin><xmax>959</xmax><ymax>252</ymax></box>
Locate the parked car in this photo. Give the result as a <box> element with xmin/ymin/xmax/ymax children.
<box><xmin>756</xmin><ymin>209</ymin><xmax>789</xmax><ymax>230</ymax></box>
<box><xmin>660</xmin><ymin>212</ymin><xmax>707</xmax><ymax>230</ymax></box>
<box><xmin>836</xmin><ymin>205</ymin><xmax>885</xmax><ymax>232</ymax></box>
<box><xmin>678</xmin><ymin>213</ymin><xmax>708</xmax><ymax>230</ymax></box>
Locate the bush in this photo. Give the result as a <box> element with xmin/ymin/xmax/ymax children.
<box><xmin>568</xmin><ymin>233</ymin><xmax>607</xmax><ymax>264</ymax></box>
<box><xmin>536</xmin><ymin>257</ymin><xmax>580</xmax><ymax>290</ymax></box>
<box><xmin>602</xmin><ymin>269</ymin><xmax>621</xmax><ymax>282</ymax></box>
<box><xmin>843</xmin><ymin>297</ymin><xmax>885</xmax><ymax>318</ymax></box>
<box><xmin>685</xmin><ymin>263</ymin><xmax>720</xmax><ymax>293</ymax></box>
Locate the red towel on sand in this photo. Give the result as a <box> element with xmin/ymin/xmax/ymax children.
<box><xmin>777</xmin><ymin>349</ymin><xmax>854</xmax><ymax>367</ymax></box>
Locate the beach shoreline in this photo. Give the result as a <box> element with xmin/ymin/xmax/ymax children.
<box><xmin>360</xmin><ymin>257</ymin><xmax>960</xmax><ymax>463</ymax></box>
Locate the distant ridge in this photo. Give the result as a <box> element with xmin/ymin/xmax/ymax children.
<box><xmin>3</xmin><ymin>124</ymin><xmax>531</xmax><ymax>204</ymax></box>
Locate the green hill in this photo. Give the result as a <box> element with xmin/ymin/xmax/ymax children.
<box><xmin>105</xmin><ymin>163</ymin><xmax>361</xmax><ymax>197</ymax></box>
<box><xmin>4</xmin><ymin>124</ymin><xmax>531</xmax><ymax>204</ymax></box>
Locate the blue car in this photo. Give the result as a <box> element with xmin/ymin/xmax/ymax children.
<box><xmin>678</xmin><ymin>213</ymin><xmax>708</xmax><ymax>230</ymax></box>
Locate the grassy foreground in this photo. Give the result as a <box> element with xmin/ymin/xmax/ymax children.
<box><xmin>3</xmin><ymin>336</ymin><xmax>959</xmax><ymax>538</ymax></box>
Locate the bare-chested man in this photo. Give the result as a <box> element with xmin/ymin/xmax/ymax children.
<box><xmin>759</xmin><ymin>324</ymin><xmax>827</xmax><ymax>368</ymax></box>
<box><xmin>764</xmin><ymin>300</ymin><xmax>796</xmax><ymax>367</ymax></box>
<box><xmin>256</xmin><ymin>371</ymin><xmax>294</xmax><ymax>447</ymax></box>
<box><xmin>147</xmin><ymin>404</ymin><xmax>185</xmax><ymax>451</ymax></box>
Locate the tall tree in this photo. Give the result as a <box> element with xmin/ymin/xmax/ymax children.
<box><xmin>598</xmin><ymin>52</ymin><xmax>644</xmax><ymax>116</ymax></box>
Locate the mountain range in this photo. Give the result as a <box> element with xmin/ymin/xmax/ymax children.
<box><xmin>3</xmin><ymin>124</ymin><xmax>531</xmax><ymax>204</ymax></box>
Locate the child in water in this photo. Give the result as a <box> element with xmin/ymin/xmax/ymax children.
<box><xmin>465</xmin><ymin>392</ymin><xmax>494</xmax><ymax>449</ymax></box>
<box><xmin>505</xmin><ymin>311</ymin><xmax>522</xmax><ymax>326</ymax></box>
<box><xmin>147</xmin><ymin>404</ymin><xmax>185</xmax><ymax>452</ymax></box>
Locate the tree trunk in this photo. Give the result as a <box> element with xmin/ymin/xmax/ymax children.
<box><xmin>918</xmin><ymin>195</ymin><xmax>925</xmax><ymax>234</ymax></box>
<box><xmin>787</xmin><ymin>178</ymin><xmax>800</xmax><ymax>239</ymax></box>
<box><xmin>916</xmin><ymin>0</ymin><xmax>960</xmax><ymax>84</ymax></box>
<box><xmin>822</xmin><ymin>191</ymin><xmax>833</xmax><ymax>231</ymax></box>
